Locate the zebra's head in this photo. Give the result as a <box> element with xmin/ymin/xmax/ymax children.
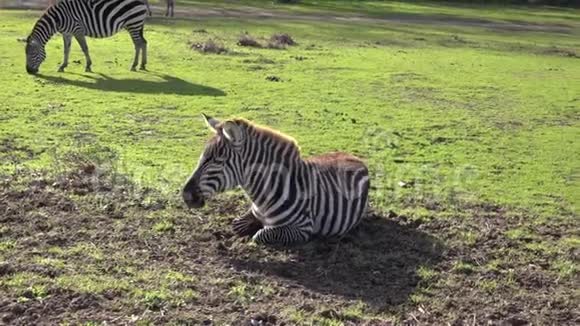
<box><xmin>182</xmin><ymin>114</ymin><xmax>245</xmax><ymax>209</ymax></box>
<box><xmin>25</xmin><ymin>36</ymin><xmax>46</xmax><ymax>75</ymax></box>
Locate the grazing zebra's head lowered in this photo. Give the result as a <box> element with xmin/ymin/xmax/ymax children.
<box><xmin>25</xmin><ymin>36</ymin><xmax>46</xmax><ymax>74</ymax></box>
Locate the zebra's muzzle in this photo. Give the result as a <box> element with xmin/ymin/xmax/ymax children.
<box><xmin>182</xmin><ymin>189</ymin><xmax>205</xmax><ymax>209</ymax></box>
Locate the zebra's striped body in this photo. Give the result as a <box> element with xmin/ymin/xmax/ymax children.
<box><xmin>182</xmin><ymin>115</ymin><xmax>370</xmax><ymax>246</ymax></box>
<box><xmin>25</xmin><ymin>0</ymin><xmax>149</xmax><ymax>74</ymax></box>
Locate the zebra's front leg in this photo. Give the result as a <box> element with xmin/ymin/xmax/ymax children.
<box><xmin>232</xmin><ymin>210</ymin><xmax>262</xmax><ymax>238</ymax></box>
<box><xmin>140</xmin><ymin>34</ymin><xmax>147</xmax><ymax>71</ymax></box>
<box><xmin>130</xmin><ymin>44</ymin><xmax>140</xmax><ymax>71</ymax></box>
<box><xmin>58</xmin><ymin>34</ymin><xmax>72</xmax><ymax>72</ymax></box>
<box><xmin>252</xmin><ymin>224</ymin><xmax>312</xmax><ymax>246</ymax></box>
<box><xmin>74</xmin><ymin>34</ymin><xmax>92</xmax><ymax>72</ymax></box>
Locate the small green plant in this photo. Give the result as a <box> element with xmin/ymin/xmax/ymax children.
<box><xmin>29</xmin><ymin>284</ymin><xmax>49</xmax><ymax>300</ymax></box>
<box><xmin>505</xmin><ymin>228</ymin><xmax>536</xmax><ymax>241</ymax></box>
<box><xmin>552</xmin><ymin>259</ymin><xmax>577</xmax><ymax>279</ymax></box>
<box><xmin>68</xmin><ymin>243</ymin><xmax>104</xmax><ymax>261</ymax></box>
<box><xmin>477</xmin><ymin>279</ymin><xmax>498</xmax><ymax>293</ymax></box>
<box><xmin>314</xmin><ymin>319</ymin><xmax>343</xmax><ymax>326</ymax></box>
<box><xmin>459</xmin><ymin>231</ymin><xmax>478</xmax><ymax>246</ymax></box>
<box><xmin>0</xmin><ymin>240</ymin><xmax>16</xmax><ymax>252</ymax></box>
<box><xmin>409</xmin><ymin>292</ymin><xmax>428</xmax><ymax>304</ymax></box>
<box><xmin>452</xmin><ymin>261</ymin><xmax>476</xmax><ymax>274</ymax></box>
<box><xmin>342</xmin><ymin>301</ymin><xmax>366</xmax><ymax>321</ymax></box>
<box><xmin>35</xmin><ymin>257</ymin><xmax>66</xmax><ymax>269</ymax></box>
<box><xmin>228</xmin><ymin>282</ymin><xmax>250</xmax><ymax>303</ymax></box>
<box><xmin>417</xmin><ymin>265</ymin><xmax>438</xmax><ymax>281</ymax></box>
<box><xmin>141</xmin><ymin>290</ymin><xmax>169</xmax><ymax>311</ymax></box>
<box><xmin>153</xmin><ymin>220</ymin><xmax>175</xmax><ymax>233</ymax></box>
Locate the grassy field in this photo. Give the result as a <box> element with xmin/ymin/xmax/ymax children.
<box><xmin>0</xmin><ymin>0</ymin><xmax>579</xmax><ymax>324</ymax></box>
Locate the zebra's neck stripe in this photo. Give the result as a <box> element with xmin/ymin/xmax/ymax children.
<box><xmin>32</xmin><ymin>11</ymin><xmax>59</xmax><ymax>45</ymax></box>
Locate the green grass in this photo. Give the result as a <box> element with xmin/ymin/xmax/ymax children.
<box><xmin>0</xmin><ymin>1</ymin><xmax>579</xmax><ymax>324</ymax></box>
<box><xmin>1</xmin><ymin>6</ymin><xmax>578</xmax><ymax>217</ymax></box>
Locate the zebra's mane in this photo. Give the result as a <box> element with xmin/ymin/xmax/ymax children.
<box><xmin>232</xmin><ymin>118</ymin><xmax>301</xmax><ymax>157</ymax></box>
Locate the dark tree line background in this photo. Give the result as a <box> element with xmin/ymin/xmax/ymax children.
<box><xmin>452</xmin><ymin>0</ymin><xmax>579</xmax><ymax>6</ymax></box>
<box><xmin>276</xmin><ymin>0</ymin><xmax>580</xmax><ymax>7</ymax></box>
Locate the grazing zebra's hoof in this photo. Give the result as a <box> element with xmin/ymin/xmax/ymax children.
<box><xmin>232</xmin><ymin>214</ymin><xmax>262</xmax><ymax>238</ymax></box>
<box><xmin>139</xmin><ymin>66</ymin><xmax>147</xmax><ymax>71</ymax></box>
<box><xmin>131</xmin><ymin>67</ymin><xmax>137</xmax><ymax>72</ymax></box>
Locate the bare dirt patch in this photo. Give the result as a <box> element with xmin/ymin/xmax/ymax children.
<box><xmin>267</xmin><ymin>33</ymin><xmax>296</xmax><ymax>49</ymax></box>
<box><xmin>0</xmin><ymin>160</ymin><xmax>577</xmax><ymax>324</ymax></box>
<box><xmin>190</xmin><ymin>39</ymin><xmax>228</xmax><ymax>54</ymax></box>
<box><xmin>238</xmin><ymin>33</ymin><xmax>263</xmax><ymax>48</ymax></box>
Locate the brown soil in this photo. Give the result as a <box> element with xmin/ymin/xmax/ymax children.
<box><xmin>0</xmin><ymin>162</ymin><xmax>577</xmax><ymax>325</ymax></box>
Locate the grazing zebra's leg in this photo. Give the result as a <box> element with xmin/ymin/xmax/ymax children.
<box><xmin>139</xmin><ymin>29</ymin><xmax>147</xmax><ymax>70</ymax></box>
<box><xmin>232</xmin><ymin>210</ymin><xmax>262</xmax><ymax>237</ymax></box>
<box><xmin>74</xmin><ymin>34</ymin><xmax>92</xmax><ymax>72</ymax></box>
<box><xmin>252</xmin><ymin>223</ymin><xmax>312</xmax><ymax>246</ymax></box>
<box><xmin>58</xmin><ymin>34</ymin><xmax>72</xmax><ymax>72</ymax></box>
<box><xmin>128</xmin><ymin>27</ymin><xmax>146</xmax><ymax>71</ymax></box>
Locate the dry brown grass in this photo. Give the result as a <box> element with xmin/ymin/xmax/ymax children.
<box><xmin>190</xmin><ymin>39</ymin><xmax>228</xmax><ymax>54</ymax></box>
<box><xmin>237</xmin><ymin>33</ymin><xmax>262</xmax><ymax>48</ymax></box>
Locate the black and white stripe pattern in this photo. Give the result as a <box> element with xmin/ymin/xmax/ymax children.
<box><xmin>182</xmin><ymin>115</ymin><xmax>370</xmax><ymax>246</ymax></box>
<box><xmin>25</xmin><ymin>0</ymin><xmax>149</xmax><ymax>74</ymax></box>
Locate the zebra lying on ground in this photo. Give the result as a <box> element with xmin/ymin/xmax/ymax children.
<box><xmin>25</xmin><ymin>0</ymin><xmax>149</xmax><ymax>74</ymax></box>
<box><xmin>182</xmin><ymin>115</ymin><xmax>370</xmax><ymax>246</ymax></box>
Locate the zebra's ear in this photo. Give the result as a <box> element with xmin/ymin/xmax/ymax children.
<box><xmin>222</xmin><ymin>121</ymin><xmax>244</xmax><ymax>145</ymax></box>
<box><xmin>202</xmin><ymin>113</ymin><xmax>220</xmax><ymax>132</ymax></box>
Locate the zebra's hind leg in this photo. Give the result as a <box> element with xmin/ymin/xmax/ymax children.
<box><xmin>74</xmin><ymin>34</ymin><xmax>92</xmax><ymax>72</ymax></box>
<box><xmin>232</xmin><ymin>210</ymin><xmax>262</xmax><ymax>237</ymax></box>
<box><xmin>128</xmin><ymin>27</ymin><xmax>146</xmax><ymax>71</ymax></box>
<box><xmin>252</xmin><ymin>224</ymin><xmax>312</xmax><ymax>246</ymax></box>
<box><xmin>58</xmin><ymin>34</ymin><xmax>72</xmax><ymax>72</ymax></box>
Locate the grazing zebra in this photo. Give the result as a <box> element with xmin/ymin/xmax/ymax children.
<box><xmin>182</xmin><ymin>115</ymin><xmax>370</xmax><ymax>246</ymax></box>
<box><xmin>25</xmin><ymin>0</ymin><xmax>149</xmax><ymax>75</ymax></box>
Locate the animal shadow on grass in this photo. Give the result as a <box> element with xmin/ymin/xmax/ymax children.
<box><xmin>36</xmin><ymin>72</ymin><xmax>225</xmax><ymax>96</ymax></box>
<box><xmin>228</xmin><ymin>212</ymin><xmax>444</xmax><ymax>310</ymax></box>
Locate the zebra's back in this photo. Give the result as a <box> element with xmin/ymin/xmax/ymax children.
<box><xmin>58</xmin><ymin>0</ymin><xmax>148</xmax><ymax>38</ymax></box>
<box><xmin>307</xmin><ymin>152</ymin><xmax>370</xmax><ymax>237</ymax></box>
